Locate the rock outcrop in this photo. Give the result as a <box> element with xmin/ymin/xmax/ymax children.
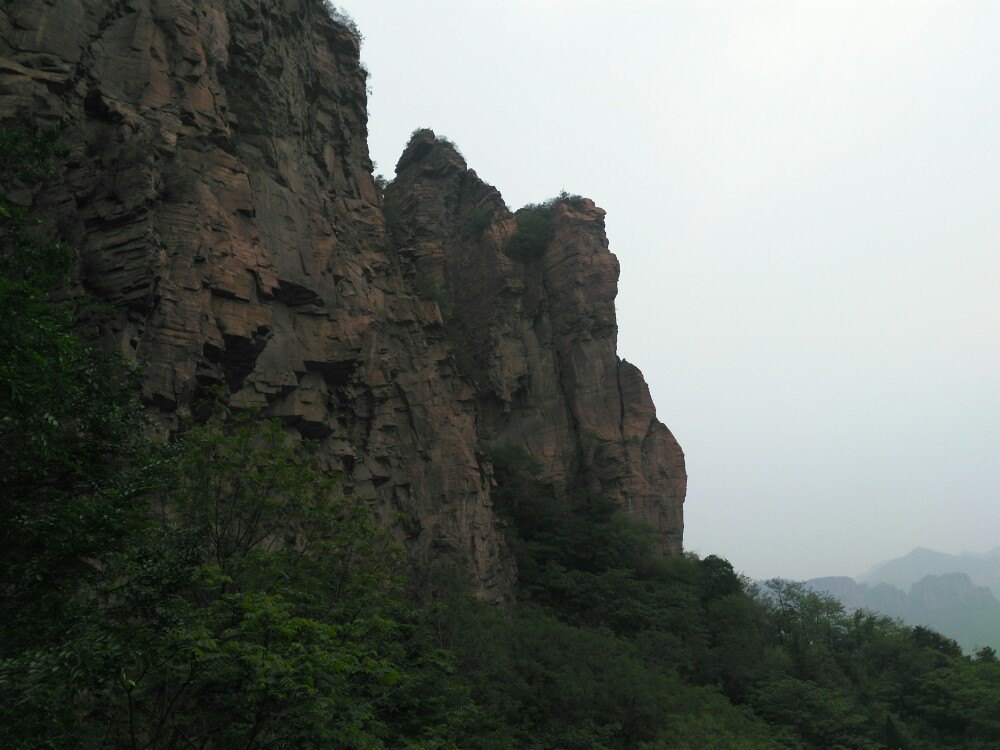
<box><xmin>387</xmin><ymin>130</ymin><xmax>686</xmax><ymax>554</ymax></box>
<box><xmin>0</xmin><ymin>0</ymin><xmax>685</xmax><ymax>597</ymax></box>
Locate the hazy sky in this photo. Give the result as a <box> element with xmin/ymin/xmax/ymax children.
<box><xmin>346</xmin><ymin>0</ymin><xmax>999</xmax><ymax>581</ymax></box>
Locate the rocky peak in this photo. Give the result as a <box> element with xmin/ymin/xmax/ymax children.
<box><xmin>395</xmin><ymin>128</ymin><xmax>468</xmax><ymax>175</ymax></box>
<box><xmin>388</xmin><ymin>140</ymin><xmax>686</xmax><ymax>553</ymax></box>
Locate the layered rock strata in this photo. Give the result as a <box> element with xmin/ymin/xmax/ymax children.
<box><xmin>388</xmin><ymin>131</ymin><xmax>686</xmax><ymax>554</ymax></box>
<box><xmin>0</xmin><ymin>0</ymin><xmax>685</xmax><ymax>595</ymax></box>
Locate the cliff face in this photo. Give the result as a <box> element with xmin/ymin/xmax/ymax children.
<box><xmin>0</xmin><ymin>0</ymin><xmax>684</xmax><ymax>596</ymax></box>
<box><xmin>388</xmin><ymin>131</ymin><xmax>686</xmax><ymax>554</ymax></box>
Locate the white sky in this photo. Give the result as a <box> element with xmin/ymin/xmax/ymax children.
<box><xmin>347</xmin><ymin>0</ymin><xmax>1000</xmax><ymax>581</ymax></box>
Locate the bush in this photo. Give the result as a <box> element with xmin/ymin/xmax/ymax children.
<box><xmin>463</xmin><ymin>206</ymin><xmax>494</xmax><ymax>237</ymax></box>
<box><xmin>503</xmin><ymin>192</ymin><xmax>588</xmax><ymax>259</ymax></box>
<box><xmin>504</xmin><ymin>206</ymin><xmax>551</xmax><ymax>259</ymax></box>
<box><xmin>0</xmin><ymin>408</ymin><xmax>472</xmax><ymax>748</ymax></box>
<box><xmin>434</xmin><ymin>134</ymin><xmax>464</xmax><ymax>157</ymax></box>
<box><xmin>414</xmin><ymin>270</ymin><xmax>453</xmax><ymax>324</ymax></box>
<box><xmin>0</xmin><ymin>126</ymin><xmax>146</xmax><ymax>649</ymax></box>
<box><xmin>322</xmin><ymin>1</ymin><xmax>363</xmax><ymax>45</ymax></box>
<box><xmin>555</xmin><ymin>189</ymin><xmax>587</xmax><ymax>209</ymax></box>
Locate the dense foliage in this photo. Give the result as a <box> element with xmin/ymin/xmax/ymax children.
<box><xmin>505</xmin><ymin>191</ymin><xmax>587</xmax><ymax>259</ymax></box>
<box><xmin>0</xmin><ymin>125</ymin><xmax>146</xmax><ymax>650</ymax></box>
<box><xmin>2</xmin><ymin>127</ymin><xmax>997</xmax><ymax>748</ymax></box>
<box><xmin>0</xmin><ymin>128</ymin><xmax>466</xmax><ymax>749</ymax></box>
<box><xmin>321</xmin><ymin>1</ymin><xmax>363</xmax><ymax>45</ymax></box>
<box><xmin>467</xmin><ymin>447</ymin><xmax>1000</xmax><ymax>750</ymax></box>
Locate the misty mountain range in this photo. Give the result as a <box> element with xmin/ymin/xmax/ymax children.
<box><xmin>860</xmin><ymin>545</ymin><xmax>1000</xmax><ymax>594</ymax></box>
<box><xmin>805</xmin><ymin>547</ymin><xmax>1000</xmax><ymax>654</ymax></box>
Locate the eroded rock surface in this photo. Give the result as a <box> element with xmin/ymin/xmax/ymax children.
<box><xmin>0</xmin><ymin>0</ymin><xmax>685</xmax><ymax>596</ymax></box>
<box><xmin>388</xmin><ymin>130</ymin><xmax>686</xmax><ymax>554</ymax></box>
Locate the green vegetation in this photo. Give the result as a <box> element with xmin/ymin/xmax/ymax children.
<box><xmin>321</xmin><ymin>2</ymin><xmax>363</xmax><ymax>45</ymax></box>
<box><xmin>414</xmin><ymin>270</ymin><xmax>454</xmax><ymax>324</ymax></box>
<box><xmin>403</xmin><ymin>128</ymin><xmax>466</xmax><ymax>159</ymax></box>
<box><xmin>505</xmin><ymin>206</ymin><xmax>551</xmax><ymax>259</ymax></box>
<box><xmin>1</xmin><ymin>408</ymin><xmax>470</xmax><ymax>748</ymax></box>
<box><xmin>1</xmin><ymin>125</ymin><xmax>143</xmax><ymax>647</ymax></box>
<box><xmin>462</xmin><ymin>206</ymin><xmax>495</xmax><ymax>238</ymax></box>
<box><xmin>433</xmin><ymin>134</ymin><xmax>464</xmax><ymax>158</ymax></box>
<box><xmin>808</xmin><ymin>572</ymin><xmax>1000</xmax><ymax>654</ymax></box>
<box><xmin>0</xmin><ymin>127</ymin><xmax>464</xmax><ymax>749</ymax></box>
<box><xmin>505</xmin><ymin>191</ymin><xmax>588</xmax><ymax>259</ymax></box>
<box><xmin>555</xmin><ymin>189</ymin><xmax>588</xmax><ymax>210</ymax></box>
<box><xmin>463</xmin><ymin>447</ymin><xmax>1000</xmax><ymax>749</ymax></box>
<box><xmin>3</xmin><ymin>126</ymin><xmax>998</xmax><ymax>748</ymax></box>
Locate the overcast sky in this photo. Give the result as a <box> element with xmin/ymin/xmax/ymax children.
<box><xmin>346</xmin><ymin>0</ymin><xmax>999</xmax><ymax>581</ymax></box>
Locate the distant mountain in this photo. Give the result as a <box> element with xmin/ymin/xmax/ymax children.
<box><xmin>806</xmin><ymin>572</ymin><xmax>1000</xmax><ymax>654</ymax></box>
<box><xmin>807</xmin><ymin>576</ymin><xmax>908</xmax><ymax>613</ymax></box>
<box><xmin>968</xmin><ymin>545</ymin><xmax>1000</xmax><ymax>561</ymax></box>
<box><xmin>859</xmin><ymin>546</ymin><xmax>1000</xmax><ymax>596</ymax></box>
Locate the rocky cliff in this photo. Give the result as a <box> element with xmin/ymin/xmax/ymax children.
<box><xmin>0</xmin><ymin>0</ymin><xmax>685</xmax><ymax>599</ymax></box>
<box><xmin>387</xmin><ymin>131</ymin><xmax>686</xmax><ymax>555</ymax></box>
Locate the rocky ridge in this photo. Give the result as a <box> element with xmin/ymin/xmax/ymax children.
<box><xmin>387</xmin><ymin>130</ymin><xmax>686</xmax><ymax>554</ymax></box>
<box><xmin>0</xmin><ymin>0</ymin><xmax>685</xmax><ymax>598</ymax></box>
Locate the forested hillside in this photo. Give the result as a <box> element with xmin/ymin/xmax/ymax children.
<box><xmin>808</xmin><ymin>573</ymin><xmax>1000</xmax><ymax>655</ymax></box>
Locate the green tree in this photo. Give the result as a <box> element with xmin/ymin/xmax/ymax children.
<box><xmin>505</xmin><ymin>205</ymin><xmax>552</xmax><ymax>259</ymax></box>
<box><xmin>2</xmin><ymin>408</ymin><xmax>470</xmax><ymax>748</ymax></box>
<box><xmin>0</xmin><ymin>125</ymin><xmax>146</xmax><ymax>652</ymax></box>
<box><xmin>0</xmin><ymin>128</ymin><xmax>469</xmax><ymax>746</ymax></box>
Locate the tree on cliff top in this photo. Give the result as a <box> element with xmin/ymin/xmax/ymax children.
<box><xmin>322</xmin><ymin>1</ymin><xmax>364</xmax><ymax>44</ymax></box>
<box><xmin>504</xmin><ymin>192</ymin><xmax>587</xmax><ymax>259</ymax></box>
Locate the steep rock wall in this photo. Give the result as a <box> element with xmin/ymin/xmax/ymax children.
<box><xmin>0</xmin><ymin>0</ymin><xmax>512</xmax><ymax>598</ymax></box>
<box><xmin>387</xmin><ymin>131</ymin><xmax>686</xmax><ymax>553</ymax></box>
<box><xmin>0</xmin><ymin>0</ymin><xmax>685</xmax><ymax>594</ymax></box>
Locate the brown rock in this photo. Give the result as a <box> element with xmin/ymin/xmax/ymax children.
<box><xmin>0</xmin><ymin>0</ymin><xmax>684</xmax><ymax>600</ymax></box>
<box><xmin>388</xmin><ymin>133</ymin><xmax>686</xmax><ymax>554</ymax></box>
